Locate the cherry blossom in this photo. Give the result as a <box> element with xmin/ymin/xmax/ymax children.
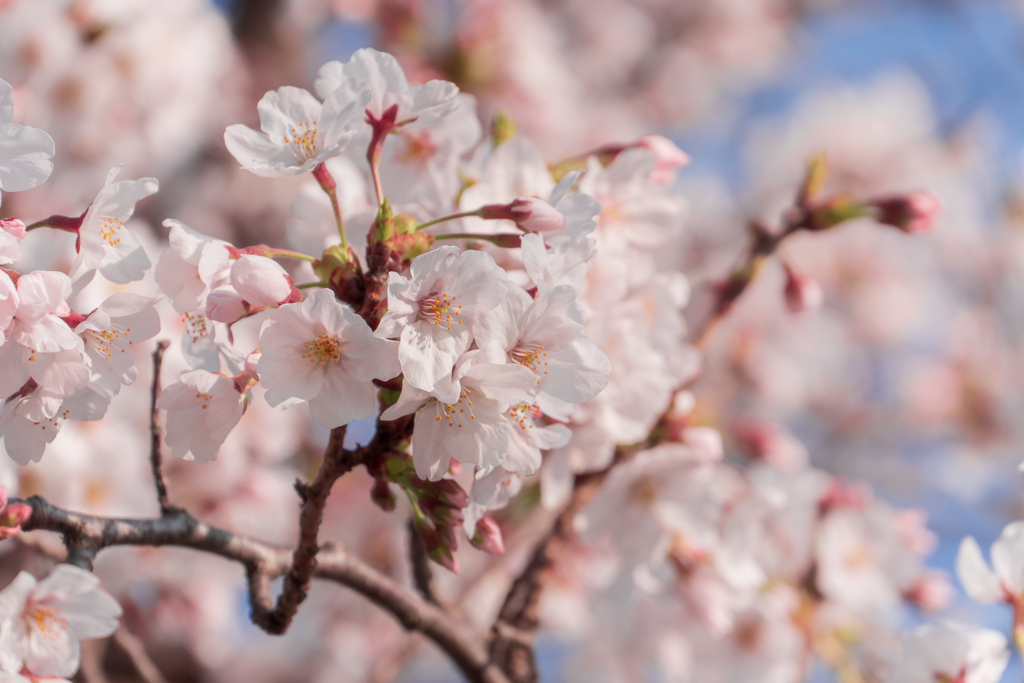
<box><xmin>157</xmin><ymin>369</ymin><xmax>246</xmax><ymax>463</ymax></box>
<box><xmin>314</xmin><ymin>48</ymin><xmax>460</xmax><ymax>132</ymax></box>
<box><xmin>0</xmin><ymin>565</ymin><xmax>121</xmax><ymax>679</ymax></box>
<box><xmin>73</xmin><ymin>294</ymin><xmax>161</xmax><ymax>398</ymax></box>
<box><xmin>888</xmin><ymin>621</ymin><xmax>1008</xmax><ymax>683</ymax></box>
<box><xmin>224</xmin><ymin>85</ymin><xmax>370</xmax><ymax>178</ymax></box>
<box><xmin>155</xmin><ymin>219</ymin><xmax>232</xmax><ymax>314</ymax></box>
<box><xmin>0</xmin><ymin>77</ymin><xmax>54</xmax><ymax>210</ymax></box>
<box><xmin>380</xmin><ymin>350</ymin><xmax>537</xmax><ymax>480</ymax></box>
<box><xmin>257</xmin><ymin>289</ymin><xmax>400</xmax><ymax>429</ymax></box>
<box><xmin>69</xmin><ymin>165</ymin><xmax>159</xmax><ymax>289</ymax></box>
<box><xmin>957</xmin><ymin>522</ymin><xmax>1024</xmax><ymax>611</ymax></box>
<box><xmin>375</xmin><ymin>246</ymin><xmax>508</xmax><ymax>397</ymax></box>
<box><xmin>229</xmin><ymin>255</ymin><xmax>295</xmax><ymax>309</ymax></box>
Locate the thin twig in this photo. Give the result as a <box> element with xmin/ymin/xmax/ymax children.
<box><xmin>112</xmin><ymin>628</ymin><xmax>170</xmax><ymax>683</ymax></box>
<box><xmin>149</xmin><ymin>341</ymin><xmax>172</xmax><ymax>515</ymax></box>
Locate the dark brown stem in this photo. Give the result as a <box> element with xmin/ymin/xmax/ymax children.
<box><xmin>488</xmin><ymin>466</ymin><xmax>613</xmax><ymax>683</ymax></box>
<box><xmin>263</xmin><ymin>425</ymin><xmax>354</xmax><ymax>634</ymax></box>
<box><xmin>149</xmin><ymin>341</ymin><xmax>172</xmax><ymax>515</ymax></box>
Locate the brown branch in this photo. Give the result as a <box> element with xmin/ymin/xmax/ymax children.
<box><xmin>488</xmin><ymin>466</ymin><xmax>612</xmax><ymax>683</ymax></box>
<box><xmin>15</xmin><ymin>494</ymin><xmax>509</xmax><ymax>683</ymax></box>
<box><xmin>258</xmin><ymin>424</ymin><xmax>355</xmax><ymax>634</ymax></box>
<box><xmin>149</xmin><ymin>341</ymin><xmax>172</xmax><ymax>515</ymax></box>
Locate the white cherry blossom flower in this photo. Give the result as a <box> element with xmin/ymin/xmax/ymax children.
<box><xmin>475</xmin><ymin>283</ymin><xmax>609</xmax><ymax>411</ymax></box>
<box><xmin>157</xmin><ymin>369</ymin><xmax>246</xmax><ymax>463</ymax></box>
<box><xmin>69</xmin><ymin>165</ymin><xmax>158</xmax><ymax>290</ymax></box>
<box><xmin>224</xmin><ymin>85</ymin><xmax>370</xmax><ymax>178</ymax></box>
<box><xmin>0</xmin><ymin>78</ymin><xmax>55</xmax><ymax>210</ymax></box>
<box><xmin>888</xmin><ymin>621</ymin><xmax>1008</xmax><ymax>683</ymax></box>
<box><xmin>314</xmin><ymin>48</ymin><xmax>459</xmax><ymax>130</ymax></box>
<box><xmin>0</xmin><ymin>385</ymin><xmax>109</xmax><ymax>465</ymax></box>
<box><xmin>155</xmin><ymin>219</ymin><xmax>232</xmax><ymax>314</ymax></box>
<box><xmin>380</xmin><ymin>350</ymin><xmax>537</xmax><ymax>481</ymax></box>
<box><xmin>375</xmin><ymin>246</ymin><xmax>508</xmax><ymax>397</ymax></box>
<box><xmin>0</xmin><ymin>564</ymin><xmax>121</xmax><ymax>679</ymax></box>
<box><xmin>257</xmin><ymin>289</ymin><xmax>400</xmax><ymax>429</ymax></box>
<box><xmin>73</xmin><ymin>294</ymin><xmax>161</xmax><ymax>398</ymax></box>
<box><xmin>9</xmin><ymin>271</ymin><xmax>79</xmax><ymax>354</ymax></box>
<box><xmin>0</xmin><ymin>270</ymin><xmax>17</xmax><ymax>345</ymax></box>
<box><xmin>957</xmin><ymin>521</ymin><xmax>1024</xmax><ymax>605</ymax></box>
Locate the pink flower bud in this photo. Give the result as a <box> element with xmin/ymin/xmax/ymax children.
<box><xmin>0</xmin><ymin>499</ymin><xmax>32</xmax><ymax>538</ymax></box>
<box><xmin>904</xmin><ymin>570</ymin><xmax>954</xmax><ymax>612</ymax></box>
<box><xmin>206</xmin><ymin>286</ymin><xmax>247</xmax><ymax>323</ymax></box>
<box><xmin>370</xmin><ymin>478</ymin><xmax>396</xmax><ymax>512</ymax></box>
<box><xmin>230</xmin><ymin>255</ymin><xmax>293</xmax><ymax>308</ymax></box>
<box><xmin>0</xmin><ymin>218</ymin><xmax>27</xmax><ymax>239</ymax></box>
<box><xmin>470</xmin><ymin>517</ymin><xmax>505</xmax><ymax>555</ymax></box>
<box><xmin>680</xmin><ymin>426</ymin><xmax>723</xmax><ymax>462</ymax></box>
<box><xmin>634</xmin><ymin>134</ymin><xmax>691</xmax><ymax>183</ymax></box>
<box><xmin>871</xmin><ymin>191</ymin><xmax>943</xmax><ymax>234</ymax></box>
<box><xmin>734</xmin><ymin>421</ymin><xmax>808</xmax><ymax>472</ymax></box>
<box><xmin>509</xmin><ymin>197</ymin><xmax>565</xmax><ymax>234</ymax></box>
<box><xmin>783</xmin><ymin>264</ymin><xmax>823</xmax><ymax>314</ymax></box>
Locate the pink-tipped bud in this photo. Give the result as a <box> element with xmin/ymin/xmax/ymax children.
<box><xmin>904</xmin><ymin>570</ymin><xmax>954</xmax><ymax>612</ymax></box>
<box><xmin>0</xmin><ymin>218</ymin><xmax>27</xmax><ymax>239</ymax></box>
<box><xmin>634</xmin><ymin>134</ymin><xmax>691</xmax><ymax>184</ymax></box>
<box><xmin>429</xmin><ymin>545</ymin><xmax>460</xmax><ymax>574</ymax></box>
<box><xmin>871</xmin><ymin>191</ymin><xmax>942</xmax><ymax>234</ymax></box>
<box><xmin>206</xmin><ymin>286</ymin><xmax>246</xmax><ymax>323</ymax></box>
<box><xmin>509</xmin><ymin>197</ymin><xmax>564</xmax><ymax>234</ymax></box>
<box><xmin>420</xmin><ymin>498</ymin><xmax>465</xmax><ymax>528</ymax></box>
<box><xmin>680</xmin><ymin>426</ymin><xmax>723</xmax><ymax>463</ymax></box>
<box><xmin>470</xmin><ymin>517</ymin><xmax>505</xmax><ymax>555</ymax></box>
<box><xmin>734</xmin><ymin>421</ymin><xmax>808</xmax><ymax>473</ymax></box>
<box><xmin>230</xmin><ymin>255</ymin><xmax>293</xmax><ymax>308</ymax></box>
<box><xmin>0</xmin><ymin>500</ymin><xmax>32</xmax><ymax>538</ymax></box>
<box><xmin>783</xmin><ymin>264</ymin><xmax>823</xmax><ymax>314</ymax></box>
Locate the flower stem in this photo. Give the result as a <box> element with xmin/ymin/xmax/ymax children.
<box><xmin>432</xmin><ymin>232</ymin><xmax>522</xmax><ymax>248</ymax></box>
<box><xmin>415</xmin><ymin>210</ymin><xmax>483</xmax><ymax>232</ymax></box>
<box><xmin>266</xmin><ymin>249</ymin><xmax>317</xmax><ymax>263</ymax></box>
<box><xmin>25</xmin><ymin>214</ymin><xmax>85</xmax><ymax>233</ymax></box>
<box><xmin>313</xmin><ymin>163</ymin><xmax>349</xmax><ymax>252</ymax></box>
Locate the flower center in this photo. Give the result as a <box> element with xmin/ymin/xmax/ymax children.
<box><xmin>99</xmin><ymin>216</ymin><xmax>125</xmax><ymax>247</ymax></box>
<box><xmin>434</xmin><ymin>388</ymin><xmax>475</xmax><ymax>428</ymax></box>
<box><xmin>511</xmin><ymin>344</ymin><xmax>548</xmax><ymax>381</ymax></box>
<box><xmin>183</xmin><ymin>311</ymin><xmax>209</xmax><ymax>344</ymax></box>
<box><xmin>195</xmin><ymin>391</ymin><xmax>213</xmax><ymax>409</ymax></box>
<box><xmin>283</xmin><ymin>120</ymin><xmax>320</xmax><ymax>161</ymax></box>
<box><xmin>84</xmin><ymin>324</ymin><xmax>134</xmax><ymax>361</ymax></box>
<box><xmin>27</xmin><ymin>606</ymin><xmax>67</xmax><ymax>641</ymax></box>
<box><xmin>418</xmin><ymin>292</ymin><xmax>462</xmax><ymax>331</ymax></box>
<box><xmin>302</xmin><ymin>334</ymin><xmax>341</xmax><ymax>367</ymax></box>
<box><xmin>507</xmin><ymin>403</ymin><xmax>539</xmax><ymax>432</ymax></box>
<box><xmin>396</xmin><ymin>129</ymin><xmax>438</xmax><ymax>164</ymax></box>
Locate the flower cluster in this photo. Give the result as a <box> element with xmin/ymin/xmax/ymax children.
<box><xmin>0</xmin><ymin>25</ymin><xmax>995</xmax><ymax>683</ymax></box>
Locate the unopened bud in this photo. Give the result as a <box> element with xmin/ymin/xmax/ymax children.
<box><xmin>0</xmin><ymin>500</ymin><xmax>31</xmax><ymax>538</ymax></box>
<box><xmin>783</xmin><ymin>264</ymin><xmax>823</xmax><ymax>314</ymax></box>
<box><xmin>230</xmin><ymin>255</ymin><xmax>293</xmax><ymax>308</ymax></box>
<box><xmin>903</xmin><ymin>570</ymin><xmax>953</xmax><ymax>612</ymax></box>
<box><xmin>420</xmin><ymin>498</ymin><xmax>464</xmax><ymax>528</ymax></box>
<box><xmin>509</xmin><ymin>197</ymin><xmax>564</xmax><ymax>234</ymax></box>
<box><xmin>0</xmin><ymin>218</ymin><xmax>26</xmax><ymax>239</ymax></box>
<box><xmin>734</xmin><ymin>421</ymin><xmax>808</xmax><ymax>473</ymax></box>
<box><xmin>429</xmin><ymin>544</ymin><xmax>460</xmax><ymax>574</ymax></box>
<box><xmin>206</xmin><ymin>286</ymin><xmax>246</xmax><ymax>323</ymax></box>
<box><xmin>871</xmin><ymin>191</ymin><xmax>942</xmax><ymax>234</ymax></box>
<box><xmin>394</xmin><ymin>213</ymin><xmax>418</xmax><ymax>236</ymax></box>
<box><xmin>371</xmin><ymin>198</ymin><xmax>396</xmax><ymax>243</ymax></box>
<box><xmin>470</xmin><ymin>517</ymin><xmax>505</xmax><ymax>554</ymax></box>
<box><xmin>428</xmin><ymin>479</ymin><xmax>469</xmax><ymax>509</ymax></box>
<box><xmin>370</xmin><ymin>478</ymin><xmax>396</xmax><ymax>512</ymax></box>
